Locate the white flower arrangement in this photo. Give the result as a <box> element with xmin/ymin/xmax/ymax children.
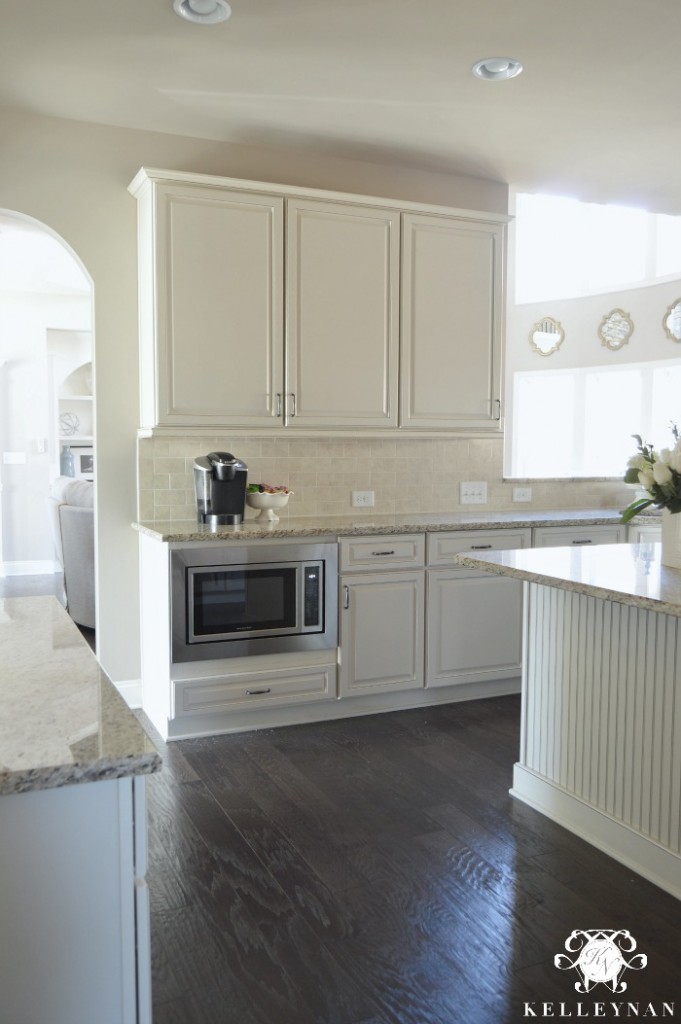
<box><xmin>622</xmin><ymin>424</ymin><xmax>681</xmax><ymax>522</ymax></box>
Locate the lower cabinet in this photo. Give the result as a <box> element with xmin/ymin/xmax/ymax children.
<box><xmin>174</xmin><ymin>661</ymin><xmax>336</xmax><ymax>717</ymax></box>
<box><xmin>339</xmin><ymin>570</ymin><xmax>425</xmax><ymax>696</ymax></box>
<box><xmin>426</xmin><ymin>571</ymin><xmax>523</xmax><ymax>687</ymax></box>
<box><xmin>425</xmin><ymin>528</ymin><xmax>532</xmax><ymax>689</ymax></box>
<box><xmin>628</xmin><ymin>522</ymin><xmax>661</xmax><ymax>543</ymax></box>
<box><xmin>0</xmin><ymin>776</ymin><xmax>150</xmax><ymax>1024</ymax></box>
<box><xmin>141</xmin><ymin>520</ymin><xmax>631</xmax><ymax>737</ymax></box>
<box><xmin>339</xmin><ymin>534</ymin><xmax>425</xmax><ymax>696</ymax></box>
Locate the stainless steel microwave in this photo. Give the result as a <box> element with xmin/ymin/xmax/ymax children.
<box><xmin>171</xmin><ymin>541</ymin><xmax>338</xmax><ymax>663</ymax></box>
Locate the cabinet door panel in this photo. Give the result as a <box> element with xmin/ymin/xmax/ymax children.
<box><xmin>156</xmin><ymin>186</ymin><xmax>284</xmax><ymax>426</ymax></box>
<box><xmin>427</xmin><ymin>572</ymin><xmax>522</xmax><ymax>687</ymax></box>
<box><xmin>286</xmin><ymin>200</ymin><xmax>400</xmax><ymax>428</ymax></box>
<box><xmin>340</xmin><ymin>571</ymin><xmax>424</xmax><ymax>695</ymax></box>
<box><xmin>401</xmin><ymin>214</ymin><xmax>503</xmax><ymax>430</ymax></box>
<box><xmin>628</xmin><ymin>524</ymin><xmax>661</xmax><ymax>544</ymax></box>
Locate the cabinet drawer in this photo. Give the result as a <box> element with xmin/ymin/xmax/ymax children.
<box><xmin>174</xmin><ymin>663</ymin><xmax>337</xmax><ymax>717</ymax></box>
<box><xmin>427</xmin><ymin>528</ymin><xmax>532</xmax><ymax>567</ymax></box>
<box><xmin>533</xmin><ymin>524</ymin><xmax>625</xmax><ymax>547</ymax></box>
<box><xmin>340</xmin><ymin>534</ymin><xmax>425</xmax><ymax>571</ymax></box>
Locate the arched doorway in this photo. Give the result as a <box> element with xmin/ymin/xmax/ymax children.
<box><xmin>0</xmin><ymin>211</ymin><xmax>95</xmax><ymax>632</ymax></box>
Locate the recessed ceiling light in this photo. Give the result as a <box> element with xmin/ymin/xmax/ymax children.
<box><xmin>173</xmin><ymin>0</ymin><xmax>231</xmax><ymax>24</ymax></box>
<box><xmin>472</xmin><ymin>57</ymin><xmax>523</xmax><ymax>81</ymax></box>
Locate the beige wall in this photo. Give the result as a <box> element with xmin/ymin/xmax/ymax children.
<box><xmin>0</xmin><ymin>106</ymin><xmax>507</xmax><ymax>685</ymax></box>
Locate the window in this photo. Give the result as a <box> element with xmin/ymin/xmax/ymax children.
<box><xmin>511</xmin><ymin>359</ymin><xmax>681</xmax><ymax>478</ymax></box>
<box><xmin>514</xmin><ymin>194</ymin><xmax>681</xmax><ymax>304</ymax></box>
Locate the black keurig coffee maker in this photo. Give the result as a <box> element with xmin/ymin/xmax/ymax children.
<box><xmin>193</xmin><ymin>451</ymin><xmax>248</xmax><ymax>526</ymax></box>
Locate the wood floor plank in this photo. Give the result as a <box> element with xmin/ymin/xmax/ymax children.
<box><xmin>219</xmin><ymin>803</ymin><xmax>356</xmax><ymax>941</ymax></box>
<box><xmin>183</xmin><ymin>736</ymin><xmax>367</xmax><ymax>893</ymax></box>
<box><xmin>324</xmin><ymin>880</ymin><xmax>505</xmax><ymax>1024</ymax></box>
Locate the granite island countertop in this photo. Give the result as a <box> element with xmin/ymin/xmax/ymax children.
<box><xmin>134</xmin><ymin>507</ymin><xmax>643</xmax><ymax>543</ymax></box>
<box><xmin>0</xmin><ymin>597</ymin><xmax>161</xmax><ymax>795</ymax></box>
<box><xmin>455</xmin><ymin>541</ymin><xmax>681</xmax><ymax>618</ymax></box>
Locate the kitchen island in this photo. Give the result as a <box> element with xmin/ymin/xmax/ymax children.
<box><xmin>0</xmin><ymin>596</ymin><xmax>161</xmax><ymax>1024</ymax></box>
<box><xmin>455</xmin><ymin>542</ymin><xmax>681</xmax><ymax>900</ymax></box>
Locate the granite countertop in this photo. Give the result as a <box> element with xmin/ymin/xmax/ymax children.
<box><xmin>0</xmin><ymin>597</ymin><xmax>161</xmax><ymax>796</ymax></box>
<box><xmin>455</xmin><ymin>542</ymin><xmax>681</xmax><ymax>618</ymax></box>
<box><xmin>134</xmin><ymin>507</ymin><xmax>640</xmax><ymax>543</ymax></box>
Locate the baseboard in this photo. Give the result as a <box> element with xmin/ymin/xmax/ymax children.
<box><xmin>0</xmin><ymin>560</ymin><xmax>59</xmax><ymax>577</ymax></box>
<box><xmin>512</xmin><ymin>764</ymin><xmax>681</xmax><ymax>902</ymax></box>
<box><xmin>112</xmin><ymin>678</ymin><xmax>143</xmax><ymax>709</ymax></box>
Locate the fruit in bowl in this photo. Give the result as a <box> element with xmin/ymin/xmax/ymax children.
<box><xmin>245</xmin><ymin>483</ymin><xmax>293</xmax><ymax>521</ymax></box>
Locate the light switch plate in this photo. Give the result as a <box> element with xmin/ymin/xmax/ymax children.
<box><xmin>352</xmin><ymin>490</ymin><xmax>375</xmax><ymax>507</ymax></box>
<box><xmin>513</xmin><ymin>486</ymin><xmax>533</xmax><ymax>503</ymax></box>
<box><xmin>460</xmin><ymin>481</ymin><xmax>488</xmax><ymax>504</ymax></box>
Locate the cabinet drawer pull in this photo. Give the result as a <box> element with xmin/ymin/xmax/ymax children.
<box><xmin>343</xmin><ymin>584</ymin><xmax>350</xmax><ymax>610</ymax></box>
<box><xmin>471</xmin><ymin>544</ymin><xmax>493</xmax><ymax>550</ymax></box>
<box><xmin>245</xmin><ymin>687</ymin><xmax>272</xmax><ymax>696</ymax></box>
<box><xmin>571</xmin><ymin>539</ymin><xmax>593</xmax><ymax>545</ymax></box>
<box><xmin>275</xmin><ymin>392</ymin><xmax>282</xmax><ymax>417</ymax></box>
<box><xmin>371</xmin><ymin>549</ymin><xmax>396</xmax><ymax>556</ymax></box>
<box><xmin>289</xmin><ymin>392</ymin><xmax>297</xmax><ymax>417</ymax></box>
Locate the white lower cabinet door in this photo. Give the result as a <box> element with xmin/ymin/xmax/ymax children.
<box><xmin>426</xmin><ymin>570</ymin><xmax>523</xmax><ymax>687</ymax></box>
<box><xmin>340</xmin><ymin>571</ymin><xmax>425</xmax><ymax>696</ymax></box>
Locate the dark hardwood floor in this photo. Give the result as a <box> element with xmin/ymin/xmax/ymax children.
<box><xmin>145</xmin><ymin>698</ymin><xmax>680</xmax><ymax>1024</ymax></box>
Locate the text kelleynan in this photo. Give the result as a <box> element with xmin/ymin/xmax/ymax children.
<box><xmin>523</xmin><ymin>1003</ymin><xmax>675</xmax><ymax>1019</ymax></box>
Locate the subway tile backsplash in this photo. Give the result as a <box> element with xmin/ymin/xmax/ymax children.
<box><xmin>137</xmin><ymin>435</ymin><xmax>632</xmax><ymax>522</ymax></box>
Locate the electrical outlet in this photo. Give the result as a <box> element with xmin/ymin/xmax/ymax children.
<box><xmin>460</xmin><ymin>481</ymin><xmax>488</xmax><ymax>505</ymax></box>
<box><xmin>352</xmin><ymin>490</ymin><xmax>375</xmax><ymax>508</ymax></box>
<box><xmin>513</xmin><ymin>486</ymin><xmax>532</xmax><ymax>503</ymax></box>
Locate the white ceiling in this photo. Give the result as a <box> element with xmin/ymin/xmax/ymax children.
<box><xmin>2</xmin><ymin>0</ymin><xmax>681</xmax><ymax>212</ymax></box>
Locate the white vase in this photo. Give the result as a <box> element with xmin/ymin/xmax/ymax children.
<box><xmin>661</xmin><ymin>509</ymin><xmax>681</xmax><ymax>569</ymax></box>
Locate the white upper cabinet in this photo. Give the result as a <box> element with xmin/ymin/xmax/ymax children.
<box><xmin>285</xmin><ymin>199</ymin><xmax>400</xmax><ymax>429</ymax></box>
<box><xmin>400</xmin><ymin>213</ymin><xmax>504</xmax><ymax>431</ymax></box>
<box><xmin>130</xmin><ymin>169</ymin><xmax>507</xmax><ymax>433</ymax></box>
<box><xmin>134</xmin><ymin>178</ymin><xmax>284</xmax><ymax>429</ymax></box>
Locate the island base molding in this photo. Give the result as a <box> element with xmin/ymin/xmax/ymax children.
<box><xmin>512</xmin><ymin>765</ymin><xmax>681</xmax><ymax>901</ymax></box>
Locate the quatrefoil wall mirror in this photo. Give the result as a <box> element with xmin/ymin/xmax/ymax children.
<box><xmin>529</xmin><ymin>316</ymin><xmax>565</xmax><ymax>356</ymax></box>
<box><xmin>662</xmin><ymin>298</ymin><xmax>681</xmax><ymax>342</ymax></box>
<box><xmin>599</xmin><ymin>308</ymin><xmax>634</xmax><ymax>351</ymax></box>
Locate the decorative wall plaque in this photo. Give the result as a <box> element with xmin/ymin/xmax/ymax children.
<box><xmin>662</xmin><ymin>298</ymin><xmax>681</xmax><ymax>342</ymax></box>
<box><xmin>598</xmin><ymin>309</ymin><xmax>633</xmax><ymax>351</ymax></box>
<box><xmin>529</xmin><ymin>316</ymin><xmax>565</xmax><ymax>356</ymax></box>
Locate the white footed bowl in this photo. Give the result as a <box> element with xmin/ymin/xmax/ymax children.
<box><xmin>245</xmin><ymin>490</ymin><xmax>293</xmax><ymax>521</ymax></box>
